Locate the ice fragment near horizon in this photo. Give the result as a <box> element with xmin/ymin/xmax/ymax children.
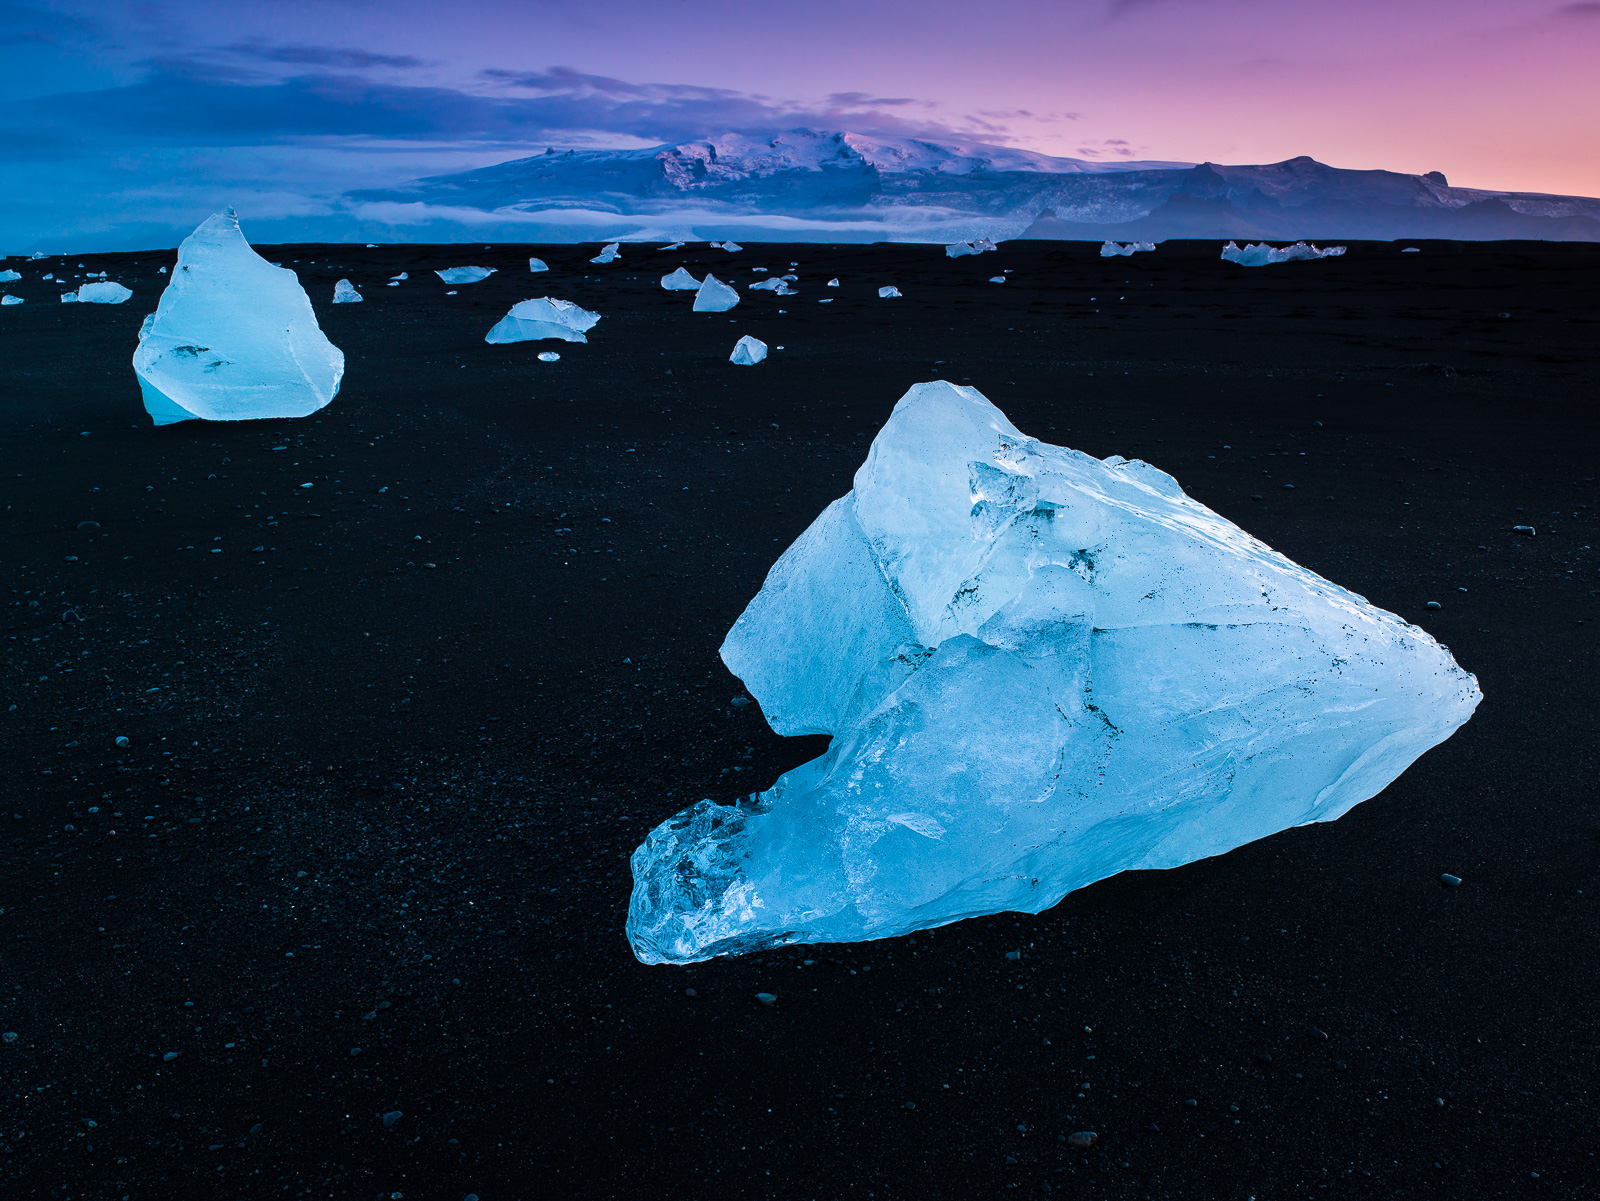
<box><xmin>661</xmin><ymin>267</ymin><xmax>701</xmax><ymax>291</ymax></box>
<box><xmin>945</xmin><ymin>242</ymin><xmax>980</xmax><ymax>257</ymax></box>
<box><xmin>590</xmin><ymin>242</ymin><xmax>621</xmax><ymax>264</ymax></box>
<box><xmin>1</xmin><ymin>295</ymin><xmax>22</xmax><ymax>305</ymax></box>
<box><xmin>694</xmin><ymin>274</ymin><xmax>740</xmax><ymax>312</ymax></box>
<box><xmin>1101</xmin><ymin>241</ymin><xmax>1156</xmax><ymax>257</ymax></box>
<box><xmin>878</xmin><ymin>285</ymin><xmax>902</xmax><ymax>298</ymax></box>
<box><xmin>131</xmin><ymin>210</ymin><xmax>343</xmax><ymax>427</ymax></box>
<box><xmin>625</xmin><ymin>380</ymin><xmax>1481</xmax><ymax>964</ymax></box>
<box><xmin>0</xmin><ymin>269</ymin><xmax>19</xmax><ymax>282</ymax></box>
<box><xmin>332</xmin><ymin>279</ymin><xmax>362</xmax><ymax>304</ymax></box>
<box><xmin>60</xmin><ymin>291</ymin><xmax>78</xmax><ymax>302</ymax></box>
<box><xmin>484</xmin><ymin>297</ymin><xmax>600</xmax><ymax>344</ymax></box>
<box><xmin>435</xmin><ymin>266</ymin><xmax>495</xmax><ymax>284</ymax></box>
<box><xmin>529</xmin><ymin>258</ymin><xmax>549</xmax><ymax>273</ymax></box>
<box><xmin>750</xmin><ymin>277</ymin><xmax>796</xmax><ymax>295</ymax></box>
<box><xmin>660</xmin><ymin>241</ymin><xmax>687</xmax><ymax>251</ymax></box>
<box><xmin>718</xmin><ymin>241</ymin><xmax>743</xmax><ymax>253</ymax></box>
<box><xmin>729</xmin><ymin>335</ymin><xmax>767</xmax><ymax>365</ymax></box>
<box><xmin>1221</xmin><ymin>241</ymin><xmax>1345</xmax><ymax>267</ymax></box>
<box><xmin>827</xmin><ymin>278</ymin><xmax>839</xmax><ymax>287</ymax></box>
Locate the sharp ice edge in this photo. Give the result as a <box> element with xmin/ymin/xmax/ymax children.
<box><xmin>626</xmin><ymin>381</ymin><xmax>1481</xmax><ymax>964</ymax></box>
<box><xmin>729</xmin><ymin>335</ymin><xmax>767</xmax><ymax>365</ymax></box>
<box><xmin>590</xmin><ymin>242</ymin><xmax>621</xmax><ymax>263</ymax></box>
<box><xmin>131</xmin><ymin>210</ymin><xmax>343</xmax><ymax>426</ymax></box>
<box><xmin>693</xmin><ymin>274</ymin><xmax>739</xmax><ymax>312</ymax></box>
<box><xmin>1221</xmin><ymin>241</ymin><xmax>1345</xmax><ymax>266</ymax></box>
<box><xmin>332</xmin><ymin>279</ymin><xmax>363</xmax><ymax>303</ymax></box>
<box><xmin>484</xmin><ymin>297</ymin><xmax>600</xmax><ymax>344</ymax></box>
<box><xmin>1101</xmin><ymin>241</ymin><xmax>1156</xmax><ymax>256</ymax></box>
<box><xmin>661</xmin><ymin>267</ymin><xmax>702</xmax><ymax>291</ymax></box>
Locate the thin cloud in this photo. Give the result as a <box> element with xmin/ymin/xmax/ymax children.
<box><xmin>1556</xmin><ymin>1</ymin><xmax>1600</xmax><ymax>15</ymax></box>
<box><xmin>222</xmin><ymin>43</ymin><xmax>432</xmax><ymax>70</ymax></box>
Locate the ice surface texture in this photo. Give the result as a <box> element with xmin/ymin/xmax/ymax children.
<box><xmin>661</xmin><ymin>267</ymin><xmax>701</xmax><ymax>291</ymax></box>
<box><xmin>1101</xmin><ymin>241</ymin><xmax>1156</xmax><ymax>257</ymax></box>
<box><xmin>435</xmin><ymin>266</ymin><xmax>496</xmax><ymax>284</ymax></box>
<box><xmin>694</xmin><ymin>275</ymin><xmax>740</xmax><ymax>312</ymax></box>
<box><xmin>729</xmin><ymin>335</ymin><xmax>767</xmax><ymax>365</ymax></box>
<box><xmin>1222</xmin><ymin>241</ymin><xmax>1345</xmax><ymax>266</ymax></box>
<box><xmin>131</xmin><ymin>211</ymin><xmax>343</xmax><ymax>426</ymax></box>
<box><xmin>627</xmin><ymin>381</ymin><xmax>1481</xmax><ymax>964</ymax></box>
<box><xmin>332</xmin><ymin>279</ymin><xmax>363</xmax><ymax>304</ymax></box>
<box><xmin>484</xmin><ymin>298</ymin><xmax>600</xmax><ymax>344</ymax></box>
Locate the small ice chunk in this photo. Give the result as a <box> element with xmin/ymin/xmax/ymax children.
<box><xmin>158</xmin><ymin>266</ymin><xmax>167</xmax><ymax>273</ymax></box>
<box><xmin>828</xmin><ymin>278</ymin><xmax>839</xmax><ymax>287</ymax></box>
<box><xmin>974</xmin><ymin>237</ymin><xmax>997</xmax><ymax>252</ymax></box>
<box><xmin>390</xmin><ymin>272</ymin><xmax>408</xmax><ymax>281</ymax></box>
<box><xmin>42</xmin><ymin>273</ymin><xmax>53</xmax><ymax>279</ymax></box>
<box><xmin>0</xmin><ymin>269</ymin><xmax>19</xmax><ymax>282</ymax></box>
<box><xmin>878</xmin><ymin>285</ymin><xmax>902</xmax><ymax>299</ymax></box>
<box><xmin>435</xmin><ymin>266</ymin><xmax>496</xmax><ymax>284</ymax></box>
<box><xmin>626</xmin><ymin>381</ymin><xmax>1481</xmax><ymax>963</ymax></box>
<box><xmin>1401</xmin><ymin>247</ymin><xmax>1422</xmax><ymax>253</ymax></box>
<box><xmin>538</xmin><ymin>351</ymin><xmax>561</xmax><ymax>362</ymax></box>
<box><xmin>485</xmin><ymin>297</ymin><xmax>600</xmax><ymax>344</ymax></box>
<box><xmin>750</xmin><ymin>277</ymin><xmax>796</xmax><ymax>295</ymax></box>
<box><xmin>60</xmin><ymin>291</ymin><xmax>78</xmax><ymax>303</ymax></box>
<box><xmin>989</xmin><ymin>276</ymin><xmax>1006</xmax><ymax>283</ymax></box>
<box><xmin>661</xmin><ymin>267</ymin><xmax>702</xmax><ymax>291</ymax></box>
<box><xmin>1</xmin><ymin>295</ymin><xmax>22</xmax><ymax>305</ymax></box>
<box><xmin>660</xmin><ymin>241</ymin><xmax>687</xmax><ymax>251</ymax></box>
<box><xmin>332</xmin><ymin>279</ymin><xmax>363</xmax><ymax>304</ymax></box>
<box><xmin>132</xmin><ymin>209</ymin><xmax>343</xmax><ymax>426</ymax></box>
<box><xmin>945</xmin><ymin>242</ymin><xmax>980</xmax><ymax>257</ymax></box>
<box><xmin>1101</xmin><ymin>241</ymin><xmax>1156</xmax><ymax>257</ymax></box>
<box><xmin>30</xmin><ymin>251</ymin><xmax>46</xmax><ymax>259</ymax></box>
<box><xmin>529</xmin><ymin>257</ymin><xmax>549</xmax><ymax>273</ymax></box>
<box><xmin>590</xmin><ymin>242</ymin><xmax>621</xmax><ymax>264</ymax></box>
<box><xmin>720</xmin><ymin>241</ymin><xmax>743</xmax><ymax>253</ymax></box>
<box><xmin>694</xmin><ymin>274</ymin><xmax>740</xmax><ymax>312</ymax></box>
<box><xmin>729</xmin><ymin>335</ymin><xmax>768</xmax><ymax>365</ymax></box>
<box><xmin>1222</xmin><ymin>241</ymin><xmax>1345</xmax><ymax>267</ymax></box>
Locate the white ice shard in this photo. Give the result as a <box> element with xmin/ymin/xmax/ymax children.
<box><xmin>945</xmin><ymin>242</ymin><xmax>980</xmax><ymax>257</ymax></box>
<box><xmin>0</xmin><ymin>269</ymin><xmax>19</xmax><ymax>282</ymax></box>
<box><xmin>1101</xmin><ymin>241</ymin><xmax>1156</xmax><ymax>257</ymax></box>
<box><xmin>332</xmin><ymin>279</ymin><xmax>363</xmax><ymax>304</ymax></box>
<box><xmin>729</xmin><ymin>335</ymin><xmax>768</xmax><ymax>365</ymax></box>
<box><xmin>626</xmin><ymin>381</ymin><xmax>1481</xmax><ymax>964</ymax></box>
<box><xmin>1</xmin><ymin>295</ymin><xmax>22</xmax><ymax>305</ymax></box>
<box><xmin>590</xmin><ymin>242</ymin><xmax>621</xmax><ymax>264</ymax></box>
<box><xmin>1402</xmin><ymin>247</ymin><xmax>1421</xmax><ymax>253</ymax></box>
<box><xmin>974</xmin><ymin>237</ymin><xmax>997</xmax><ymax>252</ymax></box>
<box><xmin>694</xmin><ymin>274</ymin><xmax>740</xmax><ymax>312</ymax></box>
<box><xmin>660</xmin><ymin>241</ymin><xmax>687</xmax><ymax>251</ymax></box>
<box><xmin>661</xmin><ymin>267</ymin><xmax>702</xmax><ymax>291</ymax></box>
<box><xmin>131</xmin><ymin>210</ymin><xmax>343</xmax><ymax>426</ymax></box>
<box><xmin>827</xmin><ymin>278</ymin><xmax>840</xmax><ymax>287</ymax></box>
<box><xmin>1221</xmin><ymin>241</ymin><xmax>1345</xmax><ymax>267</ymax></box>
<box><xmin>29</xmin><ymin>252</ymin><xmax>46</xmax><ymax>259</ymax></box>
<box><xmin>878</xmin><ymin>285</ymin><xmax>902</xmax><ymax>298</ymax></box>
<box><xmin>390</xmin><ymin>272</ymin><xmax>409</xmax><ymax>281</ymax></box>
<box><xmin>537</xmin><ymin>351</ymin><xmax>561</xmax><ymax>361</ymax></box>
<box><xmin>435</xmin><ymin>266</ymin><xmax>495</xmax><ymax>284</ymax></box>
<box><xmin>720</xmin><ymin>241</ymin><xmax>743</xmax><ymax>252</ymax></box>
<box><xmin>75</xmin><ymin>281</ymin><xmax>132</xmax><ymax>303</ymax></box>
<box><xmin>60</xmin><ymin>292</ymin><xmax>78</xmax><ymax>302</ymax></box>
<box><xmin>990</xmin><ymin>276</ymin><xmax>1007</xmax><ymax>283</ymax></box>
<box><xmin>529</xmin><ymin>257</ymin><xmax>549</xmax><ymax>273</ymax></box>
<box><xmin>749</xmin><ymin>277</ymin><xmax>796</xmax><ymax>295</ymax></box>
<box><xmin>484</xmin><ymin>297</ymin><xmax>600</xmax><ymax>344</ymax></box>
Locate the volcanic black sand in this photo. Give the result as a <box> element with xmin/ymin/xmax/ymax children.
<box><xmin>2</xmin><ymin>239</ymin><xmax>1597</xmax><ymax>1200</ymax></box>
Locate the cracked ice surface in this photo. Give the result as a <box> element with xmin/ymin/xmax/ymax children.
<box><xmin>484</xmin><ymin>297</ymin><xmax>600</xmax><ymax>344</ymax></box>
<box><xmin>627</xmin><ymin>381</ymin><xmax>1481</xmax><ymax>964</ymax></box>
<box><xmin>131</xmin><ymin>210</ymin><xmax>343</xmax><ymax>426</ymax></box>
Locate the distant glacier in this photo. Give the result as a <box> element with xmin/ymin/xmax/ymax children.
<box><xmin>345</xmin><ymin>128</ymin><xmax>1600</xmax><ymax>244</ymax></box>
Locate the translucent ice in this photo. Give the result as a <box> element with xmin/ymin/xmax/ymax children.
<box><xmin>1</xmin><ymin>295</ymin><xmax>21</xmax><ymax>305</ymax></box>
<box><xmin>974</xmin><ymin>237</ymin><xmax>997</xmax><ymax>252</ymax></box>
<box><xmin>390</xmin><ymin>272</ymin><xmax>408</xmax><ymax>281</ymax></box>
<box><xmin>332</xmin><ymin>279</ymin><xmax>363</xmax><ymax>304</ymax></box>
<box><xmin>750</xmin><ymin>277</ymin><xmax>796</xmax><ymax>295</ymax></box>
<box><xmin>529</xmin><ymin>258</ymin><xmax>549</xmax><ymax>273</ymax></box>
<box><xmin>1222</xmin><ymin>241</ymin><xmax>1345</xmax><ymax>267</ymax></box>
<box><xmin>484</xmin><ymin>297</ymin><xmax>600</xmax><ymax>344</ymax></box>
<box><xmin>827</xmin><ymin>278</ymin><xmax>840</xmax><ymax>287</ymax></box>
<box><xmin>945</xmin><ymin>242</ymin><xmax>980</xmax><ymax>257</ymax></box>
<box><xmin>1101</xmin><ymin>241</ymin><xmax>1156</xmax><ymax>257</ymax></box>
<box><xmin>878</xmin><ymin>285</ymin><xmax>902</xmax><ymax>298</ymax></box>
<box><xmin>626</xmin><ymin>381</ymin><xmax>1481</xmax><ymax>964</ymax></box>
<box><xmin>0</xmin><ymin>269</ymin><xmax>19</xmax><ymax>282</ymax></box>
<box><xmin>661</xmin><ymin>267</ymin><xmax>702</xmax><ymax>291</ymax></box>
<box><xmin>538</xmin><ymin>351</ymin><xmax>561</xmax><ymax>362</ymax></box>
<box><xmin>590</xmin><ymin>242</ymin><xmax>621</xmax><ymax>264</ymax></box>
<box><xmin>74</xmin><ymin>281</ymin><xmax>132</xmax><ymax>304</ymax></box>
<box><xmin>131</xmin><ymin>210</ymin><xmax>344</xmax><ymax>426</ymax></box>
<box><xmin>694</xmin><ymin>274</ymin><xmax>740</xmax><ymax>312</ymax></box>
<box><xmin>990</xmin><ymin>276</ymin><xmax>1006</xmax><ymax>283</ymax></box>
<box><xmin>720</xmin><ymin>241</ymin><xmax>743</xmax><ymax>252</ymax></box>
<box><xmin>729</xmin><ymin>335</ymin><xmax>768</xmax><ymax>365</ymax></box>
<box><xmin>435</xmin><ymin>266</ymin><xmax>495</xmax><ymax>284</ymax></box>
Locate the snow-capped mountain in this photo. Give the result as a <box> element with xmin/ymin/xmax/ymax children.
<box><xmin>347</xmin><ymin>129</ymin><xmax>1600</xmax><ymax>243</ymax></box>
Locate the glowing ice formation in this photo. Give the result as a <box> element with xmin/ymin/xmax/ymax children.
<box><xmin>529</xmin><ymin>258</ymin><xmax>549</xmax><ymax>273</ymax></box>
<box><xmin>661</xmin><ymin>267</ymin><xmax>701</xmax><ymax>291</ymax></box>
<box><xmin>626</xmin><ymin>381</ymin><xmax>1481</xmax><ymax>964</ymax></box>
<box><xmin>729</xmin><ymin>335</ymin><xmax>767</xmax><ymax>365</ymax></box>
<box><xmin>332</xmin><ymin>279</ymin><xmax>363</xmax><ymax>303</ymax></box>
<box><xmin>484</xmin><ymin>297</ymin><xmax>600</xmax><ymax>344</ymax></box>
<box><xmin>131</xmin><ymin>210</ymin><xmax>343</xmax><ymax>426</ymax></box>
<box><xmin>694</xmin><ymin>275</ymin><xmax>740</xmax><ymax>312</ymax></box>
<box><xmin>590</xmin><ymin>242</ymin><xmax>621</xmax><ymax>263</ymax></box>
<box><xmin>435</xmin><ymin>266</ymin><xmax>495</xmax><ymax>284</ymax></box>
<box><xmin>878</xmin><ymin>285</ymin><xmax>902</xmax><ymax>298</ymax></box>
<box><xmin>1222</xmin><ymin>241</ymin><xmax>1346</xmax><ymax>266</ymax></box>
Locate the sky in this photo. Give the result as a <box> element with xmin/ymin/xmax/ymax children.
<box><xmin>3</xmin><ymin>0</ymin><xmax>1598</xmax><ymax>250</ymax></box>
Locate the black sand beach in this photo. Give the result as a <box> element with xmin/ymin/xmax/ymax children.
<box><xmin>2</xmin><ymin>239</ymin><xmax>1597</xmax><ymax>1199</ymax></box>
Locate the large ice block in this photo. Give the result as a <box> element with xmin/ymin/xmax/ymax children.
<box><xmin>627</xmin><ymin>381</ymin><xmax>1481</xmax><ymax>964</ymax></box>
<box><xmin>435</xmin><ymin>266</ymin><xmax>495</xmax><ymax>284</ymax></box>
<box><xmin>131</xmin><ymin>210</ymin><xmax>344</xmax><ymax>426</ymax></box>
<box><xmin>0</xmin><ymin>270</ymin><xmax>20</xmax><ymax>282</ymax></box>
<box><xmin>75</xmin><ymin>281</ymin><xmax>132</xmax><ymax>304</ymax></box>
<box><xmin>332</xmin><ymin>279</ymin><xmax>362</xmax><ymax>303</ymax></box>
<box><xmin>729</xmin><ymin>335</ymin><xmax>767</xmax><ymax>365</ymax></box>
<box><xmin>694</xmin><ymin>274</ymin><xmax>739</xmax><ymax>312</ymax></box>
<box><xmin>661</xmin><ymin>267</ymin><xmax>702</xmax><ymax>291</ymax></box>
<box><xmin>484</xmin><ymin>297</ymin><xmax>600</xmax><ymax>344</ymax></box>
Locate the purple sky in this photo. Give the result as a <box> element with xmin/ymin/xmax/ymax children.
<box><xmin>4</xmin><ymin>0</ymin><xmax>1598</xmax><ymax>248</ymax></box>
